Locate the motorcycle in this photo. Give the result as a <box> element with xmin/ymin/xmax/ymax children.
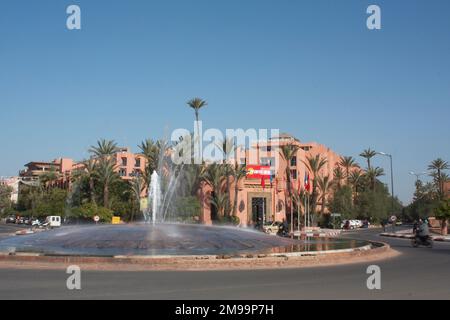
<box><xmin>411</xmin><ymin>234</ymin><xmax>433</xmax><ymax>248</ymax></box>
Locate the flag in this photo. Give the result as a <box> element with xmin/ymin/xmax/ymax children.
<box><xmin>304</xmin><ymin>172</ymin><xmax>311</xmax><ymax>193</ymax></box>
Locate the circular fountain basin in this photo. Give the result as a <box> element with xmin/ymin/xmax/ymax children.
<box><xmin>0</xmin><ymin>224</ymin><xmax>371</xmax><ymax>257</ymax></box>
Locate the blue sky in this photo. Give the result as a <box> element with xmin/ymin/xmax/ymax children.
<box><xmin>1</xmin><ymin>0</ymin><xmax>449</xmax><ymax>204</ymax></box>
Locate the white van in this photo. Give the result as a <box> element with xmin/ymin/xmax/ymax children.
<box><xmin>45</xmin><ymin>216</ymin><xmax>61</xmax><ymax>228</ymax></box>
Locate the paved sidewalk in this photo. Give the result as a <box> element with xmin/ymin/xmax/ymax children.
<box><xmin>380</xmin><ymin>229</ymin><xmax>450</xmax><ymax>242</ymax></box>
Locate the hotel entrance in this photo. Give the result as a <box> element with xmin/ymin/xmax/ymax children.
<box><xmin>248</xmin><ymin>192</ymin><xmax>272</xmax><ymax>229</ymax></box>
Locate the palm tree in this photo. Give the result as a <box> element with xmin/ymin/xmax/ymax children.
<box><xmin>201</xmin><ymin>163</ymin><xmax>227</xmax><ymax>220</ymax></box>
<box><xmin>365</xmin><ymin>167</ymin><xmax>385</xmax><ymax>190</ymax></box>
<box><xmin>139</xmin><ymin>139</ymin><xmax>160</xmax><ymax>188</ymax></box>
<box><xmin>428</xmin><ymin>158</ymin><xmax>449</xmax><ymax>199</ymax></box>
<box><xmin>94</xmin><ymin>158</ymin><xmax>120</xmax><ymax>208</ymax></box>
<box><xmin>360</xmin><ymin>148</ymin><xmax>377</xmax><ymax>170</ymax></box>
<box><xmin>72</xmin><ymin>159</ymin><xmax>97</xmax><ymax>204</ymax></box>
<box><xmin>280</xmin><ymin>144</ymin><xmax>300</xmax><ymax>220</ymax></box>
<box><xmin>302</xmin><ymin>154</ymin><xmax>328</xmax><ymax>216</ymax></box>
<box><xmin>89</xmin><ymin>139</ymin><xmax>118</xmax><ymax>158</ymax></box>
<box><xmin>39</xmin><ymin>166</ymin><xmax>60</xmax><ymax>191</ymax></box>
<box><xmin>187</xmin><ymin>98</ymin><xmax>208</xmax><ymax>161</ymax></box>
<box><xmin>333</xmin><ymin>166</ymin><xmax>345</xmax><ymax>190</ymax></box>
<box><xmin>339</xmin><ymin>156</ymin><xmax>359</xmax><ymax>184</ymax></box>
<box><xmin>232</xmin><ymin>164</ymin><xmax>247</xmax><ymax>216</ymax></box>
<box><xmin>348</xmin><ymin>170</ymin><xmax>363</xmax><ymax>199</ymax></box>
<box><xmin>317</xmin><ymin>175</ymin><xmax>333</xmax><ymax>215</ymax></box>
<box><xmin>130</xmin><ymin>176</ymin><xmax>144</xmax><ymax>222</ymax></box>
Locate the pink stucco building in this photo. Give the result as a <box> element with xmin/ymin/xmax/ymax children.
<box><xmin>199</xmin><ymin>134</ymin><xmax>345</xmax><ymax>227</ymax></box>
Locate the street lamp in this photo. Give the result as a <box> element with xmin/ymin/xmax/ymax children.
<box><xmin>409</xmin><ymin>171</ymin><xmax>427</xmax><ymax>183</ymax></box>
<box><xmin>376</xmin><ymin>152</ymin><xmax>395</xmax><ymax>227</ymax></box>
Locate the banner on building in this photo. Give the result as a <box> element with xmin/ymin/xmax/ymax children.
<box><xmin>246</xmin><ymin>165</ymin><xmax>271</xmax><ymax>179</ymax></box>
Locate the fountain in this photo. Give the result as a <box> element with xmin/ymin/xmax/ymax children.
<box><xmin>145</xmin><ymin>171</ymin><xmax>162</xmax><ymax>224</ymax></box>
<box><xmin>0</xmin><ymin>137</ymin><xmax>375</xmax><ymax>261</ymax></box>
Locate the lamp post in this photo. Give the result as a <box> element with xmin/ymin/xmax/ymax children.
<box><xmin>377</xmin><ymin>152</ymin><xmax>395</xmax><ymax>230</ymax></box>
<box><xmin>409</xmin><ymin>171</ymin><xmax>427</xmax><ymax>183</ymax></box>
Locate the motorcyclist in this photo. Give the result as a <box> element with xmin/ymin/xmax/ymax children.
<box><xmin>416</xmin><ymin>219</ymin><xmax>430</xmax><ymax>242</ymax></box>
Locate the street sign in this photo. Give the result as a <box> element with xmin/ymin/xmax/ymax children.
<box><xmin>93</xmin><ymin>215</ymin><xmax>100</xmax><ymax>223</ymax></box>
<box><xmin>330</xmin><ymin>213</ymin><xmax>341</xmax><ymax>217</ymax></box>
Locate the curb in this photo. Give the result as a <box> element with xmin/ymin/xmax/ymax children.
<box><xmin>380</xmin><ymin>233</ymin><xmax>450</xmax><ymax>242</ymax></box>
<box><xmin>0</xmin><ymin>242</ymin><xmax>394</xmax><ymax>271</ymax></box>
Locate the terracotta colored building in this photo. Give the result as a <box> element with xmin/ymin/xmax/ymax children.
<box><xmin>199</xmin><ymin>134</ymin><xmax>345</xmax><ymax>227</ymax></box>
<box><xmin>19</xmin><ymin>147</ymin><xmax>147</xmax><ymax>186</ymax></box>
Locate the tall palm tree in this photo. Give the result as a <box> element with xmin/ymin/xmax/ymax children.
<box><xmin>333</xmin><ymin>166</ymin><xmax>345</xmax><ymax>190</ymax></box>
<box><xmin>348</xmin><ymin>170</ymin><xmax>363</xmax><ymax>200</ymax></box>
<box><xmin>222</xmin><ymin>137</ymin><xmax>237</xmax><ymax>217</ymax></box>
<box><xmin>72</xmin><ymin>159</ymin><xmax>97</xmax><ymax>204</ymax></box>
<box><xmin>232</xmin><ymin>164</ymin><xmax>247</xmax><ymax>216</ymax></box>
<box><xmin>360</xmin><ymin>148</ymin><xmax>377</xmax><ymax>170</ymax></box>
<box><xmin>94</xmin><ymin>158</ymin><xmax>120</xmax><ymax>208</ymax></box>
<box><xmin>280</xmin><ymin>144</ymin><xmax>300</xmax><ymax>218</ymax></box>
<box><xmin>339</xmin><ymin>156</ymin><xmax>359</xmax><ymax>184</ymax></box>
<box><xmin>187</xmin><ymin>98</ymin><xmax>208</xmax><ymax>161</ymax></box>
<box><xmin>201</xmin><ymin>163</ymin><xmax>227</xmax><ymax>220</ymax></box>
<box><xmin>365</xmin><ymin>167</ymin><xmax>385</xmax><ymax>190</ymax></box>
<box><xmin>317</xmin><ymin>175</ymin><xmax>333</xmax><ymax>215</ymax></box>
<box><xmin>428</xmin><ymin>158</ymin><xmax>449</xmax><ymax>199</ymax></box>
<box><xmin>39</xmin><ymin>166</ymin><xmax>60</xmax><ymax>191</ymax></box>
<box><xmin>89</xmin><ymin>139</ymin><xmax>118</xmax><ymax>158</ymax></box>
<box><xmin>302</xmin><ymin>154</ymin><xmax>328</xmax><ymax>216</ymax></box>
<box><xmin>139</xmin><ymin>139</ymin><xmax>160</xmax><ymax>188</ymax></box>
<box><xmin>130</xmin><ymin>176</ymin><xmax>144</xmax><ymax>222</ymax></box>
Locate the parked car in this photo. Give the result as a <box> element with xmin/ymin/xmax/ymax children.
<box><xmin>5</xmin><ymin>216</ymin><xmax>16</xmax><ymax>224</ymax></box>
<box><xmin>341</xmin><ymin>220</ymin><xmax>360</xmax><ymax>230</ymax></box>
<box><xmin>263</xmin><ymin>221</ymin><xmax>282</xmax><ymax>234</ymax></box>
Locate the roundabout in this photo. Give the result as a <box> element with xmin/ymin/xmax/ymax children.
<box><xmin>0</xmin><ymin>224</ymin><xmax>395</xmax><ymax>271</ymax></box>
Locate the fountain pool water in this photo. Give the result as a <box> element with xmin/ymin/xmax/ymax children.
<box><xmin>0</xmin><ymin>224</ymin><xmax>372</xmax><ymax>257</ymax></box>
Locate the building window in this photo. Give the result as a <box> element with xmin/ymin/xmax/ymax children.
<box><xmin>135</xmin><ymin>158</ymin><xmax>141</xmax><ymax>167</ymax></box>
<box><xmin>266</xmin><ymin>146</ymin><xmax>272</xmax><ymax>152</ymax></box>
<box><xmin>121</xmin><ymin>157</ymin><xmax>127</xmax><ymax>167</ymax></box>
<box><xmin>119</xmin><ymin>169</ymin><xmax>127</xmax><ymax>177</ymax></box>
<box><xmin>290</xmin><ymin>156</ymin><xmax>297</xmax><ymax>167</ymax></box>
<box><xmin>301</xmin><ymin>146</ymin><xmax>311</xmax><ymax>151</ymax></box>
<box><xmin>290</xmin><ymin>169</ymin><xmax>298</xmax><ymax>180</ymax></box>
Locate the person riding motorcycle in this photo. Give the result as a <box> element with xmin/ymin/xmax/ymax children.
<box><xmin>416</xmin><ymin>219</ymin><xmax>430</xmax><ymax>242</ymax></box>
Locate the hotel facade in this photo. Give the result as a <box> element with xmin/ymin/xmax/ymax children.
<box><xmin>199</xmin><ymin>134</ymin><xmax>344</xmax><ymax>227</ymax></box>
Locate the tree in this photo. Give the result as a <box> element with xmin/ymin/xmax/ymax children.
<box><xmin>187</xmin><ymin>97</ymin><xmax>208</xmax><ymax>160</ymax></box>
<box><xmin>302</xmin><ymin>154</ymin><xmax>328</xmax><ymax>217</ymax></box>
<box><xmin>365</xmin><ymin>167</ymin><xmax>385</xmax><ymax>191</ymax></box>
<box><xmin>317</xmin><ymin>175</ymin><xmax>333</xmax><ymax>215</ymax></box>
<box><xmin>348</xmin><ymin>170</ymin><xmax>364</xmax><ymax>200</ymax></box>
<box><xmin>434</xmin><ymin>199</ymin><xmax>450</xmax><ymax>235</ymax></box>
<box><xmin>428</xmin><ymin>158</ymin><xmax>449</xmax><ymax>200</ymax></box>
<box><xmin>130</xmin><ymin>176</ymin><xmax>144</xmax><ymax>222</ymax></box>
<box><xmin>139</xmin><ymin>138</ymin><xmax>160</xmax><ymax>185</ymax></box>
<box><xmin>0</xmin><ymin>184</ymin><xmax>13</xmax><ymax>217</ymax></box>
<box><xmin>232</xmin><ymin>164</ymin><xmax>247</xmax><ymax>216</ymax></box>
<box><xmin>201</xmin><ymin>163</ymin><xmax>227</xmax><ymax>220</ymax></box>
<box><xmin>333</xmin><ymin>166</ymin><xmax>344</xmax><ymax>190</ymax></box>
<box><xmin>329</xmin><ymin>185</ymin><xmax>354</xmax><ymax>219</ymax></box>
<box><xmin>89</xmin><ymin>139</ymin><xmax>118</xmax><ymax>158</ymax></box>
<box><xmin>280</xmin><ymin>144</ymin><xmax>300</xmax><ymax>217</ymax></box>
<box><xmin>360</xmin><ymin>148</ymin><xmax>377</xmax><ymax>170</ymax></box>
<box><xmin>72</xmin><ymin>159</ymin><xmax>97</xmax><ymax>204</ymax></box>
<box><xmin>94</xmin><ymin>158</ymin><xmax>120</xmax><ymax>209</ymax></box>
<box><xmin>339</xmin><ymin>156</ymin><xmax>359</xmax><ymax>184</ymax></box>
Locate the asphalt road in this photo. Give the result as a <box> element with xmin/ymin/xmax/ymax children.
<box><xmin>0</xmin><ymin>225</ymin><xmax>449</xmax><ymax>300</ymax></box>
